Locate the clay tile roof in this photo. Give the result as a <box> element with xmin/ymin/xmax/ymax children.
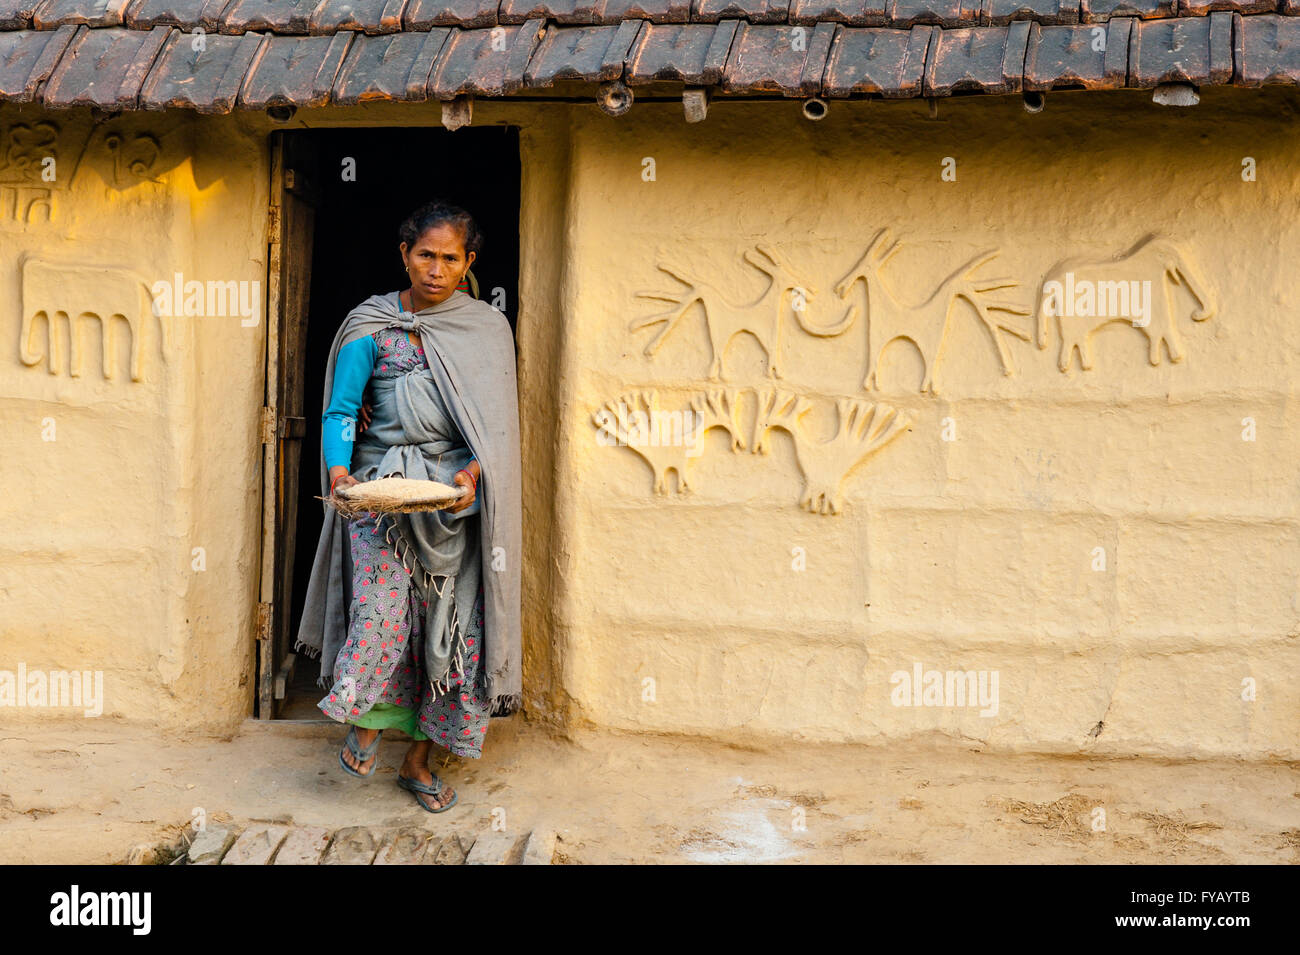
<box><xmin>0</xmin><ymin>0</ymin><xmax>1298</xmax><ymax>110</ymax></box>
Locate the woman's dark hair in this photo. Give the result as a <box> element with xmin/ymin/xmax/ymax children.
<box><xmin>399</xmin><ymin>201</ymin><xmax>483</xmax><ymax>258</ymax></box>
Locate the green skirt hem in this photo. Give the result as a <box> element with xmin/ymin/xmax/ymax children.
<box><xmin>349</xmin><ymin>702</ymin><xmax>428</xmax><ymax>741</ymax></box>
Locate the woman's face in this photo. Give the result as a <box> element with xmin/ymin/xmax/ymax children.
<box><xmin>401</xmin><ymin>223</ymin><xmax>477</xmax><ymax>308</ymax></box>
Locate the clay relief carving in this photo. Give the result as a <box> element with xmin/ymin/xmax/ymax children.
<box><xmin>0</xmin><ymin>121</ymin><xmax>166</xmax><ymax>226</ymax></box>
<box><xmin>103</xmin><ymin>132</ymin><xmax>162</xmax><ymax>186</ymax></box>
<box><xmin>1035</xmin><ymin>234</ymin><xmax>1216</xmax><ymax>373</ymax></box>
<box><xmin>19</xmin><ymin>256</ymin><xmax>166</xmax><ymax>382</ymax></box>
<box><xmin>752</xmin><ymin>389</ymin><xmax>911</xmax><ymax>515</ymax></box>
<box><xmin>631</xmin><ymin>244</ymin><xmax>819</xmax><ymax>380</ymax></box>
<box><xmin>0</xmin><ymin>122</ymin><xmax>58</xmax><ymax>225</ymax></box>
<box><xmin>592</xmin><ymin>388</ymin><xmax>745</xmax><ymax>494</ymax></box>
<box><xmin>0</xmin><ymin>184</ymin><xmax>53</xmax><ymax>224</ymax></box>
<box><xmin>593</xmin><ymin>385</ymin><xmax>909</xmax><ymax>513</ymax></box>
<box><xmin>827</xmin><ymin>230</ymin><xmax>1033</xmax><ymax>394</ymax></box>
<box><xmin>604</xmin><ymin>232</ymin><xmax>1217</xmax><ymax>512</ymax></box>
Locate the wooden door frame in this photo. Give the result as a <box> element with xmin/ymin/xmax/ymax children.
<box><xmin>256</xmin><ymin>130</ymin><xmax>316</xmax><ymax>718</ymax></box>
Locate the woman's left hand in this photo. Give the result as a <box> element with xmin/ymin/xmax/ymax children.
<box><xmin>448</xmin><ymin>466</ymin><xmax>478</xmax><ymax>513</ymax></box>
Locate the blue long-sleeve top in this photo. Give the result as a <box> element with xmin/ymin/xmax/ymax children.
<box><xmin>322</xmin><ymin>331</ymin><xmax>479</xmax><ymax>483</ymax></box>
<box><xmin>322</xmin><ymin>335</ymin><xmax>378</xmax><ymax>472</ymax></box>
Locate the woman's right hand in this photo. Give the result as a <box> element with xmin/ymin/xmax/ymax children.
<box><xmin>329</xmin><ymin>467</ymin><xmax>358</xmax><ymax>500</ymax></box>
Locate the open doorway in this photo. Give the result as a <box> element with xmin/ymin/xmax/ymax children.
<box><xmin>261</xmin><ymin>125</ymin><xmax>521</xmax><ymax>719</ymax></box>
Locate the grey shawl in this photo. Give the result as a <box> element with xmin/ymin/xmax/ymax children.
<box><xmin>295</xmin><ymin>290</ymin><xmax>523</xmax><ymax>712</ymax></box>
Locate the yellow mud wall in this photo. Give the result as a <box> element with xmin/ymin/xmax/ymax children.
<box><xmin>0</xmin><ymin>106</ymin><xmax>269</xmax><ymax>732</ymax></box>
<box><xmin>551</xmin><ymin>88</ymin><xmax>1300</xmax><ymax>760</ymax></box>
<box><xmin>3</xmin><ymin>91</ymin><xmax>1297</xmax><ymax>761</ymax></box>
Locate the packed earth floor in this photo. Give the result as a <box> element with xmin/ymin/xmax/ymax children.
<box><xmin>1</xmin><ymin>717</ymin><xmax>1297</xmax><ymax>864</ymax></box>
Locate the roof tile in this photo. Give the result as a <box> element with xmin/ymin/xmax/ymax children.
<box><xmin>1178</xmin><ymin>0</ymin><xmax>1274</xmax><ymax>13</ymax></box>
<box><xmin>238</xmin><ymin>30</ymin><xmax>352</xmax><ymax>106</ymax></box>
<box><xmin>220</xmin><ymin>0</ymin><xmax>319</xmax><ymax>34</ymax></box>
<box><xmin>31</xmin><ymin>0</ymin><xmax>133</xmax><ymax>29</ymax></box>
<box><xmin>789</xmin><ymin>0</ymin><xmax>889</xmax><ymax>25</ymax></box>
<box><xmin>331</xmin><ymin>26</ymin><xmax>447</xmax><ymax>100</ymax></box>
<box><xmin>595</xmin><ymin>0</ymin><xmax>690</xmax><ymax>22</ymax></box>
<box><xmin>1079</xmin><ymin>0</ymin><xmax>1172</xmax><ymax>23</ymax></box>
<box><xmin>823</xmin><ymin>23</ymin><xmax>931</xmax><ymax>93</ymax></box>
<box><xmin>402</xmin><ymin>0</ymin><xmax>496</xmax><ymax>28</ymax></box>
<box><xmin>1127</xmin><ymin>9</ymin><xmax>1220</xmax><ymax>83</ymax></box>
<box><xmin>625</xmin><ymin>19</ymin><xmax>737</xmax><ymax>82</ymax></box>
<box><xmin>692</xmin><ymin>0</ymin><xmax>792</xmax><ymax>24</ymax></box>
<box><xmin>123</xmin><ymin>0</ymin><xmax>233</xmax><ymax>30</ymax></box>
<box><xmin>428</xmin><ymin>19</ymin><xmax>543</xmax><ymax>96</ymax></box>
<box><xmin>0</xmin><ymin>22</ymin><xmax>77</xmax><ymax>99</ymax></box>
<box><xmin>500</xmin><ymin>0</ymin><xmax>602</xmax><ymax>23</ymax></box>
<box><xmin>0</xmin><ymin>0</ymin><xmax>42</xmax><ymax>27</ymax></box>
<box><xmin>721</xmin><ymin>19</ymin><xmax>835</xmax><ymax>92</ymax></box>
<box><xmin>138</xmin><ymin>28</ymin><xmax>260</xmax><ymax>109</ymax></box>
<box><xmin>309</xmin><ymin>0</ymin><xmax>407</xmax><ymax>33</ymax></box>
<box><xmin>1023</xmin><ymin>18</ymin><xmax>1129</xmax><ymax>87</ymax></box>
<box><xmin>1233</xmin><ymin>12</ymin><xmax>1300</xmax><ymax>83</ymax></box>
<box><xmin>923</xmin><ymin>19</ymin><xmax>1027</xmax><ymax>92</ymax></box>
<box><xmin>982</xmin><ymin>0</ymin><xmax>1078</xmax><ymax>25</ymax></box>
<box><xmin>889</xmin><ymin>0</ymin><xmax>980</xmax><ymax>27</ymax></box>
<box><xmin>523</xmin><ymin>18</ymin><xmax>641</xmax><ymax>83</ymax></box>
<box><xmin>42</xmin><ymin>24</ymin><xmax>171</xmax><ymax>106</ymax></box>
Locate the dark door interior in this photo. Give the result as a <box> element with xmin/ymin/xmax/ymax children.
<box><xmin>270</xmin><ymin>125</ymin><xmax>522</xmax><ymax>719</ymax></box>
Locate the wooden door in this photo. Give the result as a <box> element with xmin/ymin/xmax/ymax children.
<box><xmin>257</xmin><ymin>131</ymin><xmax>318</xmax><ymax>718</ymax></box>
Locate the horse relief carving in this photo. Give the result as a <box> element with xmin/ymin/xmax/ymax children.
<box><xmin>1036</xmin><ymin>234</ymin><xmax>1215</xmax><ymax>373</ymax></box>
<box><xmin>19</xmin><ymin>256</ymin><xmax>165</xmax><ymax>382</ymax></box>
<box><xmin>752</xmin><ymin>389</ymin><xmax>911</xmax><ymax>515</ymax></box>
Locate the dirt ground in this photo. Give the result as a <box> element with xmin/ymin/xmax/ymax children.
<box><xmin>2</xmin><ymin>715</ymin><xmax>1298</xmax><ymax>864</ymax></box>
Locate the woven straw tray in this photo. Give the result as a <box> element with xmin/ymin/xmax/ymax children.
<box><xmin>330</xmin><ymin>477</ymin><xmax>466</xmax><ymax>517</ymax></box>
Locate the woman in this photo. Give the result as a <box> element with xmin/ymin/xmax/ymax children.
<box><xmin>295</xmin><ymin>201</ymin><xmax>523</xmax><ymax>813</ymax></box>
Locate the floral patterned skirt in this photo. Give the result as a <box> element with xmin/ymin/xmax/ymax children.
<box><xmin>317</xmin><ymin>511</ymin><xmax>491</xmax><ymax>758</ymax></box>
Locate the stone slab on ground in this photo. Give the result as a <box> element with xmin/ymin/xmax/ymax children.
<box><xmin>375</xmin><ymin>827</ymin><xmax>436</xmax><ymax>865</ymax></box>
<box><xmin>321</xmin><ymin>826</ymin><xmax>383</xmax><ymax>865</ymax></box>
<box><xmin>187</xmin><ymin>825</ymin><xmax>235</xmax><ymax>865</ymax></box>
<box><xmin>466</xmin><ymin>830</ymin><xmax>527</xmax><ymax>865</ymax></box>
<box><xmin>223</xmin><ymin>824</ymin><xmax>290</xmax><ymax>865</ymax></box>
<box><xmin>522</xmin><ymin>829</ymin><xmax>557</xmax><ymax>865</ymax></box>
<box><xmin>426</xmin><ymin>831</ymin><xmax>473</xmax><ymax>864</ymax></box>
<box><xmin>273</xmin><ymin>826</ymin><xmax>332</xmax><ymax>865</ymax></box>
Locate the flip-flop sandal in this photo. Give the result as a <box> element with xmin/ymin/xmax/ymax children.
<box><xmin>397</xmin><ymin>773</ymin><xmax>459</xmax><ymax>813</ymax></box>
<box><xmin>338</xmin><ymin>726</ymin><xmax>384</xmax><ymax>779</ymax></box>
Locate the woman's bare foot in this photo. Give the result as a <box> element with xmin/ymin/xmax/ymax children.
<box><xmin>400</xmin><ymin>741</ymin><xmax>456</xmax><ymax>809</ymax></box>
<box><xmin>341</xmin><ymin>726</ymin><xmax>380</xmax><ymax>775</ymax></box>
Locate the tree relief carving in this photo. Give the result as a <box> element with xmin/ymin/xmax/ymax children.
<box><xmin>592</xmin><ymin>388</ymin><xmax>745</xmax><ymax>495</ymax></box>
<box><xmin>751</xmin><ymin>389</ymin><xmax>911</xmax><ymax>515</ymax></box>
<box><xmin>592</xmin><ymin>385</ymin><xmax>910</xmax><ymax>515</ymax></box>
<box><xmin>18</xmin><ymin>256</ymin><xmax>168</xmax><ymax>383</ymax></box>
